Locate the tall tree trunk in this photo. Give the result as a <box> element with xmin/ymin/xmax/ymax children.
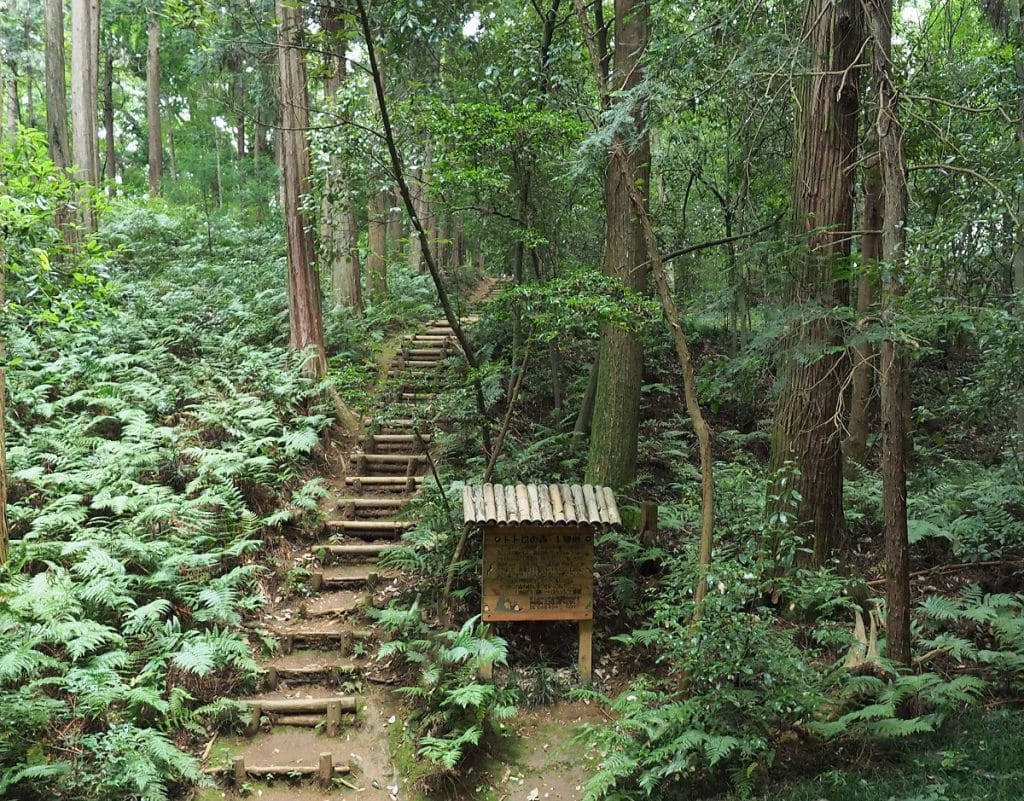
<box><xmin>367</xmin><ymin>188</ymin><xmax>389</xmax><ymax>298</ymax></box>
<box><xmin>366</xmin><ymin>65</ymin><xmax>388</xmax><ymax>299</ymax></box>
<box><xmin>585</xmin><ymin>0</ymin><xmax>649</xmax><ymax>490</ymax></box>
<box><xmin>103</xmin><ymin>48</ymin><xmax>116</xmax><ymax>195</ymax></box>
<box><xmin>71</xmin><ymin>0</ymin><xmax>99</xmax><ymax>232</ymax></box>
<box><xmin>408</xmin><ymin>146</ymin><xmax>434</xmax><ymax>273</ymax></box>
<box><xmin>868</xmin><ymin>0</ymin><xmax>911</xmax><ymax>666</ymax></box>
<box><xmin>767</xmin><ymin>0</ymin><xmax>862</xmax><ymax>565</ymax></box>
<box><xmin>234</xmin><ymin>79</ymin><xmax>245</xmax><ymax>158</ymax></box>
<box><xmin>320</xmin><ymin>1</ymin><xmax>362</xmax><ymax>312</ymax></box>
<box><xmin>147</xmin><ymin>13</ymin><xmax>162</xmax><ymax>195</ymax></box>
<box><xmin>0</xmin><ymin>234</ymin><xmax>8</xmax><ymax>565</ymax></box>
<box><xmin>845</xmin><ymin>130</ymin><xmax>881</xmax><ymax>471</ymax></box>
<box><xmin>387</xmin><ymin>186</ymin><xmax>404</xmax><ymax>259</ymax></box>
<box><xmin>168</xmin><ymin>122</ymin><xmax>177</xmax><ymax>179</ymax></box>
<box><xmin>6</xmin><ymin>70</ymin><xmax>19</xmax><ymax>136</ymax></box>
<box><xmin>276</xmin><ymin>0</ymin><xmax>328</xmax><ymax>378</ymax></box>
<box><xmin>45</xmin><ymin>0</ymin><xmax>71</xmax><ymax>160</ymax></box>
<box><xmin>1009</xmin><ymin>0</ymin><xmax>1024</xmax><ymax>443</ymax></box>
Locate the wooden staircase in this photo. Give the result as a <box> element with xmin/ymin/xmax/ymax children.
<box><xmin>203</xmin><ymin>279</ymin><xmax>507</xmax><ymax>795</ymax></box>
<box><xmin>203</xmin><ymin>316</ymin><xmax>465</xmax><ymax>794</ymax></box>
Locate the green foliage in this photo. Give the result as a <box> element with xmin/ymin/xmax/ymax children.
<box><xmin>907</xmin><ymin>462</ymin><xmax>1024</xmax><ymax>560</ymax></box>
<box><xmin>0</xmin><ymin>196</ymin><xmax>353</xmax><ymax>799</ymax></box>
<box><xmin>372</xmin><ymin>606</ymin><xmax>517</xmax><ymax>782</ymax></box>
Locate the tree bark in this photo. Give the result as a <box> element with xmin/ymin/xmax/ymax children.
<box><xmin>585</xmin><ymin>0</ymin><xmax>649</xmax><ymax>490</ymax></box>
<box><xmin>147</xmin><ymin>13</ymin><xmax>162</xmax><ymax>195</ymax></box>
<box><xmin>367</xmin><ymin>187</ymin><xmax>389</xmax><ymax>298</ymax></box>
<box><xmin>277</xmin><ymin>0</ymin><xmax>328</xmax><ymax>378</ymax></box>
<box><xmin>844</xmin><ymin>131</ymin><xmax>881</xmax><ymax>471</ymax></box>
<box><xmin>768</xmin><ymin>0</ymin><xmax>862</xmax><ymax>565</ymax></box>
<box><xmin>868</xmin><ymin>0</ymin><xmax>912</xmax><ymax>666</ymax></box>
<box><xmin>366</xmin><ymin>64</ymin><xmax>388</xmax><ymax>299</ymax></box>
<box><xmin>387</xmin><ymin>186</ymin><xmax>404</xmax><ymax>260</ymax></box>
<box><xmin>71</xmin><ymin>0</ymin><xmax>99</xmax><ymax>232</ymax></box>
<box><xmin>103</xmin><ymin>48</ymin><xmax>116</xmax><ymax>195</ymax></box>
<box><xmin>0</xmin><ymin>233</ymin><xmax>8</xmax><ymax>565</ymax></box>
<box><xmin>320</xmin><ymin>1</ymin><xmax>362</xmax><ymax>313</ymax></box>
<box><xmin>44</xmin><ymin>0</ymin><xmax>70</xmax><ymax>170</ymax></box>
<box><xmin>1009</xmin><ymin>0</ymin><xmax>1024</xmax><ymax>443</ymax></box>
<box><xmin>408</xmin><ymin>146</ymin><xmax>434</xmax><ymax>273</ymax></box>
<box><xmin>5</xmin><ymin>70</ymin><xmax>19</xmax><ymax>136</ymax></box>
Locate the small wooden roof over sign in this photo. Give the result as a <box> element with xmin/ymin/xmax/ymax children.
<box><xmin>462</xmin><ymin>483</ymin><xmax>621</xmax><ymax>528</ymax></box>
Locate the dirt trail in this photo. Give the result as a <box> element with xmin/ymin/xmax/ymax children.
<box><xmin>199</xmin><ymin>280</ymin><xmax>524</xmax><ymax>800</ymax></box>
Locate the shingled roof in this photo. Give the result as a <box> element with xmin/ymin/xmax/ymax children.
<box><xmin>462</xmin><ymin>483</ymin><xmax>620</xmax><ymax>528</ymax></box>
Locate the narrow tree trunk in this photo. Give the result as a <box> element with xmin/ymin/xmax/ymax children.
<box><xmin>573</xmin><ymin>352</ymin><xmax>600</xmax><ymax>440</ymax></box>
<box><xmin>234</xmin><ymin>75</ymin><xmax>245</xmax><ymax>158</ymax></box>
<box><xmin>44</xmin><ymin>0</ymin><xmax>70</xmax><ymax>169</ymax></box>
<box><xmin>768</xmin><ymin>0</ymin><xmax>862</xmax><ymax>565</ymax></box>
<box><xmin>367</xmin><ymin>64</ymin><xmax>388</xmax><ymax>299</ymax></box>
<box><xmin>71</xmin><ymin>0</ymin><xmax>99</xmax><ymax>232</ymax></box>
<box><xmin>585</xmin><ymin>0</ymin><xmax>649</xmax><ymax>490</ymax></box>
<box><xmin>321</xmin><ymin>2</ymin><xmax>362</xmax><ymax>313</ymax></box>
<box><xmin>103</xmin><ymin>49</ymin><xmax>116</xmax><ymax>195</ymax></box>
<box><xmin>277</xmin><ymin>0</ymin><xmax>328</xmax><ymax>377</ymax></box>
<box><xmin>408</xmin><ymin>146</ymin><xmax>434</xmax><ymax>273</ymax></box>
<box><xmin>387</xmin><ymin>186</ymin><xmax>404</xmax><ymax>259</ymax></box>
<box><xmin>147</xmin><ymin>13</ymin><xmax>162</xmax><ymax>195</ymax></box>
<box><xmin>168</xmin><ymin>122</ymin><xmax>178</xmax><ymax>179</ymax></box>
<box><xmin>6</xmin><ymin>71</ymin><xmax>19</xmax><ymax>136</ymax></box>
<box><xmin>0</xmin><ymin>235</ymin><xmax>8</xmax><ymax>565</ymax></box>
<box><xmin>845</xmin><ymin>138</ymin><xmax>881</xmax><ymax>471</ymax></box>
<box><xmin>869</xmin><ymin>0</ymin><xmax>912</xmax><ymax>666</ymax></box>
<box><xmin>367</xmin><ymin>188</ymin><xmax>389</xmax><ymax>298</ymax></box>
<box><xmin>1010</xmin><ymin>0</ymin><xmax>1024</xmax><ymax>443</ymax></box>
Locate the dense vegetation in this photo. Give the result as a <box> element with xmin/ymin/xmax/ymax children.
<box><xmin>1</xmin><ymin>0</ymin><xmax>1023</xmax><ymax>799</ymax></box>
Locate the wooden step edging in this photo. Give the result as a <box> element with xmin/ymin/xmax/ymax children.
<box><xmin>203</xmin><ymin>753</ymin><xmax>350</xmax><ymax>786</ymax></box>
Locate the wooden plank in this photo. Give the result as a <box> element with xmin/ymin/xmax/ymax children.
<box><xmin>526</xmin><ymin>484</ymin><xmax>541</xmax><ymax>521</ymax></box>
<box><xmin>494</xmin><ymin>483</ymin><xmax>507</xmax><ymax>522</ymax></box>
<box><xmin>505</xmin><ymin>485</ymin><xmax>518</xmax><ymax>522</ymax></box>
<box><xmin>582</xmin><ymin>484</ymin><xmax>601</xmax><ymax>523</ymax></box>
<box><xmin>483</xmin><ymin>483</ymin><xmax>497</xmax><ymax>522</ymax></box>
<box><xmin>548</xmin><ymin>484</ymin><xmax>564</xmax><ymax>522</ymax></box>
<box><xmin>578</xmin><ymin>619</ymin><xmax>593</xmax><ymax>685</ymax></box>
<box><xmin>244</xmin><ymin>696</ymin><xmax>357</xmax><ymax>713</ymax></box>
<box><xmin>515</xmin><ymin>484</ymin><xmax>530</xmax><ymax>520</ymax></box>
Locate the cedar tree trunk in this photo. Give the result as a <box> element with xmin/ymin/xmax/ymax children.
<box><xmin>768</xmin><ymin>0</ymin><xmax>862</xmax><ymax>565</ymax></box>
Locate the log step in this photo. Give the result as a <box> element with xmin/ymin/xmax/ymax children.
<box><xmin>344</xmin><ymin>475</ymin><xmax>424</xmax><ymax>485</ymax></box>
<box><xmin>404</xmin><ymin>348</ymin><xmax>447</xmax><ymax>358</ymax></box>
<box><xmin>206</xmin><ymin>755</ymin><xmax>349</xmax><ymax>780</ymax></box>
<box><xmin>399</xmin><ymin>393</ymin><xmax>436</xmax><ymax>402</ymax></box>
<box><xmin>298</xmin><ymin>590</ymin><xmax>367</xmax><ymax>617</ymax></box>
<box><xmin>314</xmin><ymin>564</ymin><xmax>379</xmax><ymax>588</ymax></box>
<box><xmin>372</xmin><ymin>433</ymin><xmax>432</xmax><ymax>444</ymax></box>
<box><xmin>262</xmin><ymin>651</ymin><xmax>359</xmax><ymax>689</ymax></box>
<box><xmin>270</xmin><ymin>624</ymin><xmax>372</xmax><ymax>654</ymax></box>
<box><xmin>326</xmin><ymin>518</ymin><xmax>412</xmax><ymax>532</ymax></box>
<box><xmin>402</xmin><ymin>359</ymin><xmax>443</xmax><ymax>368</ymax></box>
<box><xmin>242</xmin><ymin>693</ymin><xmax>357</xmax><ymax>714</ymax></box>
<box><xmin>337</xmin><ymin>496</ymin><xmax>409</xmax><ymax>510</ymax></box>
<box><xmin>363</xmin><ymin>453</ymin><xmax>428</xmax><ymax>465</ymax></box>
<box><xmin>320</xmin><ymin>543</ymin><xmax>392</xmax><ymax>559</ymax></box>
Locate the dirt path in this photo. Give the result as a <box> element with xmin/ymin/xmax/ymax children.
<box><xmin>198</xmin><ymin>282</ymin><xmax>515</xmax><ymax>800</ymax></box>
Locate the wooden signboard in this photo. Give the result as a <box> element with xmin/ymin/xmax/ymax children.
<box><xmin>482</xmin><ymin>525</ymin><xmax>593</xmax><ymax>622</ymax></box>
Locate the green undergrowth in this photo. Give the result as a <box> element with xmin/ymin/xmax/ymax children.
<box><xmin>0</xmin><ymin>140</ymin><xmax>394</xmax><ymax>801</ymax></box>
<box><xmin>748</xmin><ymin>705</ymin><xmax>1024</xmax><ymax>801</ymax></box>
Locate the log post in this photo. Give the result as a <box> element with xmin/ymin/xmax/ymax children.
<box><xmin>318</xmin><ymin>752</ymin><xmax>333</xmax><ymax>787</ymax></box>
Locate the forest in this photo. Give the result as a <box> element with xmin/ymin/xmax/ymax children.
<box><xmin>1</xmin><ymin>0</ymin><xmax>1023</xmax><ymax>799</ymax></box>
